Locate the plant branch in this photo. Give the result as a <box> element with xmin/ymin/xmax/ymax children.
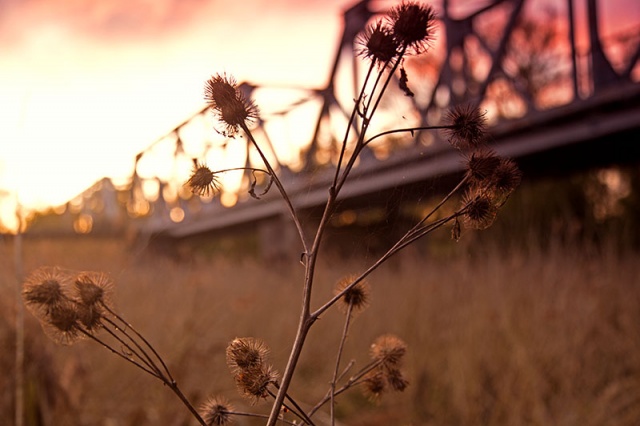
<box><xmin>102</xmin><ymin>304</ymin><xmax>174</xmax><ymax>382</ymax></box>
<box><xmin>79</xmin><ymin>329</ymin><xmax>161</xmax><ymax>379</ymax></box>
<box><xmin>242</xmin><ymin>123</ymin><xmax>308</xmax><ymax>253</ymax></box>
<box><xmin>330</xmin><ymin>304</ymin><xmax>353</xmax><ymax>425</ymax></box>
<box><xmin>268</xmin><ymin>387</ymin><xmax>315</xmax><ymax>426</ymax></box>
<box><xmin>308</xmin><ymin>359</ymin><xmax>384</xmax><ymax>418</ymax></box>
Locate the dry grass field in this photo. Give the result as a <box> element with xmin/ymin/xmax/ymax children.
<box><xmin>2</xmin><ymin>234</ymin><xmax>640</xmax><ymax>425</ymax></box>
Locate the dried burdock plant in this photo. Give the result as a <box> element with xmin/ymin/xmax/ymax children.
<box><xmin>204</xmin><ymin>73</ymin><xmax>259</xmax><ymax>138</ymax></box>
<box><xmin>22</xmin><ymin>267</ymin><xmax>210</xmax><ymax>425</ymax></box>
<box><xmin>187</xmin><ymin>162</ymin><xmax>221</xmax><ymax>197</ymax></box>
<box><xmin>24</xmin><ymin>1</ymin><xmax>520</xmax><ymax>424</ymax></box>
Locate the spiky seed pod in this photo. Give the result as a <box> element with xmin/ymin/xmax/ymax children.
<box><xmin>76</xmin><ymin>304</ymin><xmax>102</xmax><ymax>332</ymax></box>
<box><xmin>465</xmin><ymin>149</ymin><xmax>502</xmax><ymax>186</ymax></box>
<box><xmin>492</xmin><ymin>158</ymin><xmax>522</xmax><ymax>196</ymax></box>
<box><xmin>44</xmin><ymin>302</ymin><xmax>83</xmax><ymax>345</ymax></box>
<box><xmin>370</xmin><ymin>334</ymin><xmax>407</xmax><ymax>367</ymax></box>
<box><xmin>385</xmin><ymin>367</ymin><xmax>409</xmax><ymax>392</ymax></box>
<box><xmin>443</xmin><ymin>104</ymin><xmax>488</xmax><ymax>149</ymax></box>
<box><xmin>226</xmin><ymin>337</ymin><xmax>270</xmax><ymax>374</ymax></box>
<box><xmin>234</xmin><ymin>365</ymin><xmax>279</xmax><ymax>404</ymax></box>
<box><xmin>205</xmin><ymin>73</ymin><xmax>238</xmax><ymax>109</ymax></box>
<box><xmin>187</xmin><ymin>163</ymin><xmax>220</xmax><ymax>197</ymax></box>
<box><xmin>363</xmin><ymin>371</ymin><xmax>387</xmax><ymax>400</ymax></box>
<box><xmin>356</xmin><ymin>20</ymin><xmax>399</xmax><ymax>66</ymax></box>
<box><xmin>388</xmin><ymin>1</ymin><xmax>437</xmax><ymax>54</ymax></box>
<box><xmin>74</xmin><ymin>272</ymin><xmax>113</xmax><ymax>308</ymax></box>
<box><xmin>200</xmin><ymin>396</ymin><xmax>234</xmax><ymax>425</ymax></box>
<box><xmin>461</xmin><ymin>189</ymin><xmax>498</xmax><ymax>230</ymax></box>
<box><xmin>334</xmin><ymin>275</ymin><xmax>370</xmax><ymax>314</ymax></box>
<box><xmin>204</xmin><ymin>73</ymin><xmax>259</xmax><ymax>138</ymax></box>
<box><xmin>23</xmin><ymin>267</ymin><xmax>72</xmax><ymax>319</ymax></box>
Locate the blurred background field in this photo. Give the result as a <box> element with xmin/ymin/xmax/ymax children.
<box><xmin>2</xmin><ymin>167</ymin><xmax>640</xmax><ymax>425</ymax></box>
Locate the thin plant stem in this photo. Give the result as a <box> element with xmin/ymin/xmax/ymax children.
<box><xmin>211</xmin><ymin>166</ymin><xmax>269</xmax><ymax>175</ymax></box>
<box><xmin>101</xmin><ymin>303</ymin><xmax>174</xmax><ymax>382</ymax></box>
<box><xmin>330</xmin><ymin>303</ymin><xmax>353</xmax><ymax>426</ymax></box>
<box><xmin>412</xmin><ymin>175</ymin><xmax>469</xmax><ymax>230</ymax></box>
<box><xmin>334</xmin><ymin>56</ymin><xmax>404</xmax><ymax>195</ymax></box>
<box><xmin>242</xmin><ymin>123</ymin><xmax>309</xmax><ymax>253</ymax></box>
<box><xmin>81</xmin><ymin>327</ymin><xmax>207</xmax><ymax>426</ymax></box>
<box><xmin>310</xmin><ymin>360</ymin><xmax>355</xmax><ymax>419</ymax></box>
<box><xmin>308</xmin><ymin>359</ymin><xmax>384</xmax><ymax>417</ymax></box>
<box><xmin>167</xmin><ymin>382</ymin><xmax>208</xmax><ymax>426</ymax></box>
<box><xmin>79</xmin><ymin>329</ymin><xmax>161</xmax><ymax>379</ymax></box>
<box><xmin>332</xmin><ymin>61</ymin><xmax>376</xmax><ymax>187</ymax></box>
<box><xmin>230</xmin><ymin>411</ymin><xmax>298</xmax><ymax>425</ymax></box>
<box><xmin>98</xmin><ymin>318</ymin><xmax>163</xmax><ymax>378</ymax></box>
<box><xmin>267</xmin><ymin>388</ymin><xmax>315</xmax><ymax>426</ymax></box>
<box><xmin>364</xmin><ymin>47</ymin><xmax>407</xmax><ymax>125</ymax></box>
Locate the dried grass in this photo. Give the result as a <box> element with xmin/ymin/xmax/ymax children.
<box><xmin>2</xmin><ymin>236</ymin><xmax>640</xmax><ymax>425</ymax></box>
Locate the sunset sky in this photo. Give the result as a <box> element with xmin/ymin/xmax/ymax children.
<box><xmin>0</xmin><ymin>0</ymin><xmax>638</xmax><ymax>231</ymax></box>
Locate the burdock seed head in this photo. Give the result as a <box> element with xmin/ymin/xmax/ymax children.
<box><xmin>492</xmin><ymin>158</ymin><xmax>522</xmax><ymax>196</ymax></box>
<box><xmin>363</xmin><ymin>371</ymin><xmax>387</xmax><ymax>400</ymax></box>
<box><xmin>74</xmin><ymin>271</ymin><xmax>113</xmax><ymax>308</ymax></box>
<box><xmin>357</xmin><ymin>20</ymin><xmax>399</xmax><ymax>66</ymax></box>
<box><xmin>388</xmin><ymin>1</ymin><xmax>437</xmax><ymax>54</ymax></box>
<box><xmin>385</xmin><ymin>367</ymin><xmax>409</xmax><ymax>392</ymax></box>
<box><xmin>226</xmin><ymin>337</ymin><xmax>270</xmax><ymax>374</ymax></box>
<box><xmin>204</xmin><ymin>73</ymin><xmax>259</xmax><ymax>138</ymax></box>
<box><xmin>465</xmin><ymin>149</ymin><xmax>502</xmax><ymax>186</ymax></box>
<box><xmin>334</xmin><ymin>275</ymin><xmax>370</xmax><ymax>314</ymax></box>
<box><xmin>76</xmin><ymin>304</ymin><xmax>102</xmax><ymax>332</ymax></box>
<box><xmin>443</xmin><ymin>104</ymin><xmax>488</xmax><ymax>149</ymax></box>
<box><xmin>370</xmin><ymin>334</ymin><xmax>407</xmax><ymax>367</ymax></box>
<box><xmin>461</xmin><ymin>188</ymin><xmax>498</xmax><ymax>230</ymax></box>
<box><xmin>234</xmin><ymin>365</ymin><xmax>279</xmax><ymax>404</ymax></box>
<box><xmin>200</xmin><ymin>396</ymin><xmax>234</xmax><ymax>425</ymax></box>
<box><xmin>44</xmin><ymin>302</ymin><xmax>83</xmax><ymax>345</ymax></box>
<box><xmin>23</xmin><ymin>267</ymin><xmax>72</xmax><ymax>318</ymax></box>
<box><xmin>186</xmin><ymin>162</ymin><xmax>220</xmax><ymax>197</ymax></box>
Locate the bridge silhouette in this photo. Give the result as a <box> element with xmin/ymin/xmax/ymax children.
<box><xmin>69</xmin><ymin>0</ymin><xmax>640</xmax><ymax>254</ymax></box>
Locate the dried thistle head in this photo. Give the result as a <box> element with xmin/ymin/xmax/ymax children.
<box><xmin>200</xmin><ymin>396</ymin><xmax>234</xmax><ymax>425</ymax></box>
<box><xmin>388</xmin><ymin>1</ymin><xmax>437</xmax><ymax>54</ymax></box>
<box><xmin>23</xmin><ymin>267</ymin><xmax>72</xmax><ymax>318</ymax></box>
<box><xmin>465</xmin><ymin>149</ymin><xmax>502</xmax><ymax>186</ymax></box>
<box><xmin>461</xmin><ymin>189</ymin><xmax>498</xmax><ymax>230</ymax></box>
<box><xmin>491</xmin><ymin>158</ymin><xmax>522</xmax><ymax>196</ymax></box>
<box><xmin>44</xmin><ymin>302</ymin><xmax>83</xmax><ymax>345</ymax></box>
<box><xmin>363</xmin><ymin>370</ymin><xmax>387</xmax><ymax>400</ymax></box>
<box><xmin>334</xmin><ymin>275</ymin><xmax>370</xmax><ymax>314</ymax></box>
<box><xmin>73</xmin><ymin>271</ymin><xmax>113</xmax><ymax>308</ymax></box>
<box><xmin>357</xmin><ymin>20</ymin><xmax>399</xmax><ymax>66</ymax></box>
<box><xmin>385</xmin><ymin>367</ymin><xmax>409</xmax><ymax>392</ymax></box>
<box><xmin>443</xmin><ymin>104</ymin><xmax>488</xmax><ymax>149</ymax></box>
<box><xmin>204</xmin><ymin>73</ymin><xmax>258</xmax><ymax>137</ymax></box>
<box><xmin>226</xmin><ymin>337</ymin><xmax>269</xmax><ymax>373</ymax></box>
<box><xmin>187</xmin><ymin>162</ymin><xmax>220</xmax><ymax>197</ymax></box>
<box><xmin>76</xmin><ymin>304</ymin><xmax>102</xmax><ymax>332</ymax></box>
<box><xmin>234</xmin><ymin>365</ymin><xmax>279</xmax><ymax>404</ymax></box>
<box><xmin>370</xmin><ymin>334</ymin><xmax>407</xmax><ymax>367</ymax></box>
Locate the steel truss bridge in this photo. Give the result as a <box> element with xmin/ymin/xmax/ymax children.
<box><xmin>74</xmin><ymin>0</ymin><xmax>640</xmax><ymax>253</ymax></box>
